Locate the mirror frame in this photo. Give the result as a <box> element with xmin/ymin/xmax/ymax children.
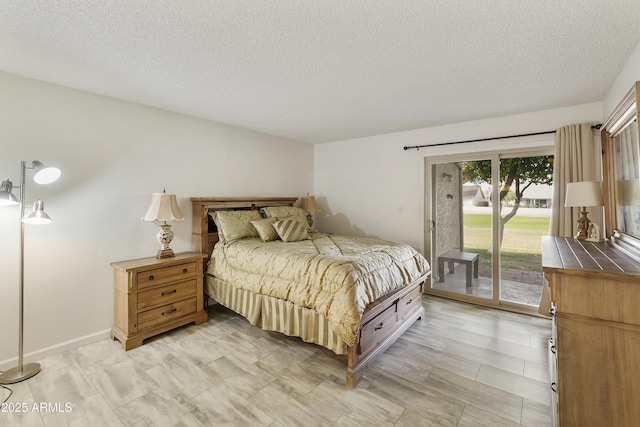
<box><xmin>602</xmin><ymin>81</ymin><xmax>640</xmax><ymax>256</ymax></box>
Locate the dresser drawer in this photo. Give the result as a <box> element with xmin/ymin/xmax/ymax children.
<box><xmin>397</xmin><ymin>285</ymin><xmax>422</xmax><ymax>323</ymax></box>
<box><xmin>137</xmin><ymin>261</ymin><xmax>198</xmax><ymax>289</ymax></box>
<box><xmin>359</xmin><ymin>304</ymin><xmax>398</xmax><ymax>356</ymax></box>
<box><xmin>137</xmin><ymin>279</ymin><xmax>197</xmax><ymax>310</ymax></box>
<box><xmin>137</xmin><ymin>297</ymin><xmax>197</xmax><ymax>331</ymax></box>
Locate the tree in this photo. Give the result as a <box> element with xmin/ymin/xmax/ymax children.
<box><xmin>462</xmin><ymin>156</ymin><xmax>553</xmax><ymax>251</ymax></box>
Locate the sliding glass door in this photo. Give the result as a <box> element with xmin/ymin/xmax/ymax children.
<box><xmin>425</xmin><ymin>149</ymin><xmax>552</xmax><ymax>312</ymax></box>
<box><xmin>429</xmin><ymin>159</ymin><xmax>494</xmax><ymax>301</ymax></box>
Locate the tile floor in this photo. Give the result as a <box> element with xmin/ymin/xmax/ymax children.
<box><xmin>1</xmin><ymin>296</ymin><xmax>552</xmax><ymax>426</ymax></box>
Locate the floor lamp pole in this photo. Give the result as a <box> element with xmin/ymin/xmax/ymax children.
<box><xmin>0</xmin><ymin>161</ymin><xmax>41</xmax><ymax>384</ymax></box>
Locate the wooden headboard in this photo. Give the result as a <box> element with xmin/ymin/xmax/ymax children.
<box><xmin>190</xmin><ymin>197</ymin><xmax>298</xmax><ymax>257</ymax></box>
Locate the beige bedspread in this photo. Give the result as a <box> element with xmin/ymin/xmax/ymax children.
<box><xmin>207</xmin><ymin>232</ymin><xmax>430</xmax><ymax>345</ymax></box>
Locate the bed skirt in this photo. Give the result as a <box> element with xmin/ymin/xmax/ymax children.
<box><xmin>205</xmin><ymin>274</ymin><xmax>349</xmax><ymax>354</ymax></box>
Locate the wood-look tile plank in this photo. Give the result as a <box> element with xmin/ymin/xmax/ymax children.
<box><xmin>185</xmin><ymin>383</ymin><xmax>274</xmax><ymax>426</ymax></box>
<box><xmin>458</xmin><ymin>404</ymin><xmax>522</xmax><ymax>427</ymax></box>
<box><xmin>42</xmin><ymin>394</ymin><xmax>124</xmax><ymax>427</ymax></box>
<box><xmin>87</xmin><ymin>359</ymin><xmax>159</xmax><ymax>409</ymax></box>
<box><xmin>521</xmin><ymin>398</ymin><xmax>553</xmax><ymax>427</ymax></box>
<box><xmin>29</xmin><ymin>363</ymin><xmax>99</xmax><ymax>407</ymax></box>
<box><xmin>367</xmin><ymin>370</ymin><xmax>466</xmax><ymax>425</ymax></box>
<box><xmin>441</xmin><ymin>341</ymin><xmax>525</xmax><ymax>376</ymax></box>
<box><xmin>475</xmin><ymin>365</ymin><xmax>550</xmax><ymax>405</ymax></box>
<box><xmin>423</xmin><ymin>367</ymin><xmax>524</xmax><ymax>423</ymax></box>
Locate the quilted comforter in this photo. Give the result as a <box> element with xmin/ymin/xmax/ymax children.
<box><xmin>207</xmin><ymin>231</ymin><xmax>430</xmax><ymax>345</ymax></box>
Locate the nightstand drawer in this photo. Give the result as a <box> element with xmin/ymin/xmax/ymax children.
<box><xmin>137</xmin><ymin>261</ymin><xmax>198</xmax><ymax>289</ymax></box>
<box><xmin>137</xmin><ymin>297</ymin><xmax>197</xmax><ymax>331</ymax></box>
<box><xmin>137</xmin><ymin>279</ymin><xmax>197</xmax><ymax>310</ymax></box>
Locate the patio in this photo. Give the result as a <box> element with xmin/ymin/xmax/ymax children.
<box><xmin>431</xmin><ymin>264</ymin><xmax>544</xmax><ymax>306</ymax></box>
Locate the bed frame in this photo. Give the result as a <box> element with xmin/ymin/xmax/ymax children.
<box><xmin>190</xmin><ymin>196</ymin><xmax>430</xmax><ymax>387</ymax></box>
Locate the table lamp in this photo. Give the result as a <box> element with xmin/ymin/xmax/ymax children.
<box><xmin>565</xmin><ymin>181</ymin><xmax>603</xmax><ymax>240</ymax></box>
<box><xmin>142</xmin><ymin>191</ymin><xmax>184</xmax><ymax>258</ymax></box>
<box><xmin>300</xmin><ymin>195</ymin><xmax>320</xmax><ymax>226</ymax></box>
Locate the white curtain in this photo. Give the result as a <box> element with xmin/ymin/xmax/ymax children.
<box><xmin>539</xmin><ymin>123</ymin><xmax>600</xmax><ymax>316</ymax></box>
<box><xmin>616</xmin><ymin>120</ymin><xmax>640</xmax><ymax>233</ymax></box>
<box><xmin>549</xmin><ymin>123</ymin><xmax>600</xmax><ymax>237</ymax></box>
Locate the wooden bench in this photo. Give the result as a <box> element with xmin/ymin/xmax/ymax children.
<box><xmin>438</xmin><ymin>250</ymin><xmax>479</xmax><ymax>287</ymax></box>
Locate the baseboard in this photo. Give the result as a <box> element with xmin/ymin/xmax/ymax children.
<box><xmin>0</xmin><ymin>329</ymin><xmax>111</xmax><ymax>372</ymax></box>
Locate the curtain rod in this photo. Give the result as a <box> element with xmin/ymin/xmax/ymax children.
<box><xmin>402</xmin><ymin>124</ymin><xmax>602</xmax><ymax>151</ymax></box>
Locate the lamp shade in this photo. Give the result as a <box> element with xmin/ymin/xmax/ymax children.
<box><xmin>22</xmin><ymin>200</ymin><xmax>52</xmax><ymax>224</ymax></box>
<box><xmin>142</xmin><ymin>193</ymin><xmax>184</xmax><ymax>222</ymax></box>
<box><xmin>0</xmin><ymin>180</ymin><xmax>19</xmax><ymax>206</ymax></box>
<box><xmin>31</xmin><ymin>161</ymin><xmax>61</xmax><ymax>185</ymax></box>
<box><xmin>300</xmin><ymin>195</ymin><xmax>320</xmax><ymax>212</ymax></box>
<box><xmin>565</xmin><ymin>181</ymin><xmax>604</xmax><ymax>208</ymax></box>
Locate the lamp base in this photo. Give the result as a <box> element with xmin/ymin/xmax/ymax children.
<box><xmin>0</xmin><ymin>362</ymin><xmax>41</xmax><ymax>384</ymax></box>
<box><xmin>575</xmin><ymin>210</ymin><xmax>590</xmax><ymax>240</ymax></box>
<box><xmin>156</xmin><ymin>248</ymin><xmax>175</xmax><ymax>258</ymax></box>
<box><xmin>155</xmin><ymin>223</ymin><xmax>175</xmax><ymax>258</ymax></box>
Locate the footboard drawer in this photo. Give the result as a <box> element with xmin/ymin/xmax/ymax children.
<box><xmin>358</xmin><ymin>304</ymin><xmax>398</xmax><ymax>356</ymax></box>
<box><xmin>397</xmin><ymin>285</ymin><xmax>422</xmax><ymax>324</ymax></box>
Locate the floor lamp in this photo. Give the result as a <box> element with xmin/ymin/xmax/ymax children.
<box><xmin>0</xmin><ymin>160</ymin><xmax>61</xmax><ymax>384</ymax></box>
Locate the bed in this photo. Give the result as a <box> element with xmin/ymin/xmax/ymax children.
<box><xmin>191</xmin><ymin>197</ymin><xmax>431</xmax><ymax>387</ymax></box>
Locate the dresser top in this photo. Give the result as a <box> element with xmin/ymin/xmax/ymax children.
<box><xmin>542</xmin><ymin>236</ymin><xmax>640</xmax><ymax>277</ymax></box>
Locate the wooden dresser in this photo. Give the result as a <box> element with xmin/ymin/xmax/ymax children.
<box><xmin>542</xmin><ymin>236</ymin><xmax>640</xmax><ymax>427</ymax></box>
<box><xmin>110</xmin><ymin>252</ymin><xmax>208</xmax><ymax>350</ymax></box>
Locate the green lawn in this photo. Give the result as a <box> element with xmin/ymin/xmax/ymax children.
<box><xmin>463</xmin><ymin>213</ymin><xmax>549</xmax><ymax>271</ymax></box>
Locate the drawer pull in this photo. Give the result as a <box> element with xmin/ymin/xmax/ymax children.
<box><xmin>405</xmin><ymin>299</ymin><xmax>413</xmax><ymax>305</ymax></box>
<box><xmin>374</xmin><ymin>323</ymin><xmax>385</xmax><ymax>331</ymax></box>
<box><xmin>549</xmin><ymin>307</ymin><xmax>556</xmax><ymax>316</ymax></box>
<box><xmin>161</xmin><ymin>308</ymin><xmax>177</xmax><ymax>316</ymax></box>
<box><xmin>183</xmin><ymin>268</ymin><xmax>188</xmax><ymax>273</ymax></box>
<box><xmin>550</xmin><ymin>345</ymin><xmax>556</xmax><ymax>354</ymax></box>
<box><xmin>161</xmin><ymin>289</ymin><xmax>177</xmax><ymax>296</ymax></box>
<box><xmin>551</xmin><ymin>382</ymin><xmax>557</xmax><ymax>393</ymax></box>
<box><xmin>149</xmin><ymin>275</ymin><xmax>155</xmax><ymax>280</ymax></box>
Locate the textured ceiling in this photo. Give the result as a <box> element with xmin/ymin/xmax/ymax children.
<box><xmin>1</xmin><ymin>1</ymin><xmax>640</xmax><ymax>144</ymax></box>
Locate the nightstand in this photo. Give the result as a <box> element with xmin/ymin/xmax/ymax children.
<box><xmin>110</xmin><ymin>252</ymin><xmax>208</xmax><ymax>350</ymax></box>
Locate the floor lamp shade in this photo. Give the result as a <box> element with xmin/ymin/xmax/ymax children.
<box><xmin>143</xmin><ymin>192</ymin><xmax>184</xmax><ymax>258</ymax></box>
<box><xmin>31</xmin><ymin>161</ymin><xmax>61</xmax><ymax>184</ymax></box>
<box><xmin>0</xmin><ymin>160</ymin><xmax>60</xmax><ymax>385</ymax></box>
<box><xmin>0</xmin><ymin>180</ymin><xmax>20</xmax><ymax>206</ymax></box>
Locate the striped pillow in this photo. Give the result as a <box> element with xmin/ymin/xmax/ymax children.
<box><xmin>273</xmin><ymin>218</ymin><xmax>308</xmax><ymax>242</ymax></box>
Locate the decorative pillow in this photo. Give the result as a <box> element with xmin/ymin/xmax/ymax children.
<box><xmin>261</xmin><ymin>206</ymin><xmax>310</xmax><ymax>230</ymax></box>
<box><xmin>212</xmin><ymin>210</ymin><xmax>262</xmax><ymax>243</ymax></box>
<box><xmin>250</xmin><ymin>217</ymin><xmax>279</xmax><ymax>242</ymax></box>
<box><xmin>272</xmin><ymin>218</ymin><xmax>308</xmax><ymax>242</ymax></box>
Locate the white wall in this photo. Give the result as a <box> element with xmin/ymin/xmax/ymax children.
<box><xmin>314</xmin><ymin>102</ymin><xmax>603</xmax><ymax>253</ymax></box>
<box><xmin>603</xmin><ymin>39</ymin><xmax>640</xmax><ymax>118</ymax></box>
<box><xmin>0</xmin><ymin>72</ymin><xmax>313</xmax><ymax>369</ymax></box>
